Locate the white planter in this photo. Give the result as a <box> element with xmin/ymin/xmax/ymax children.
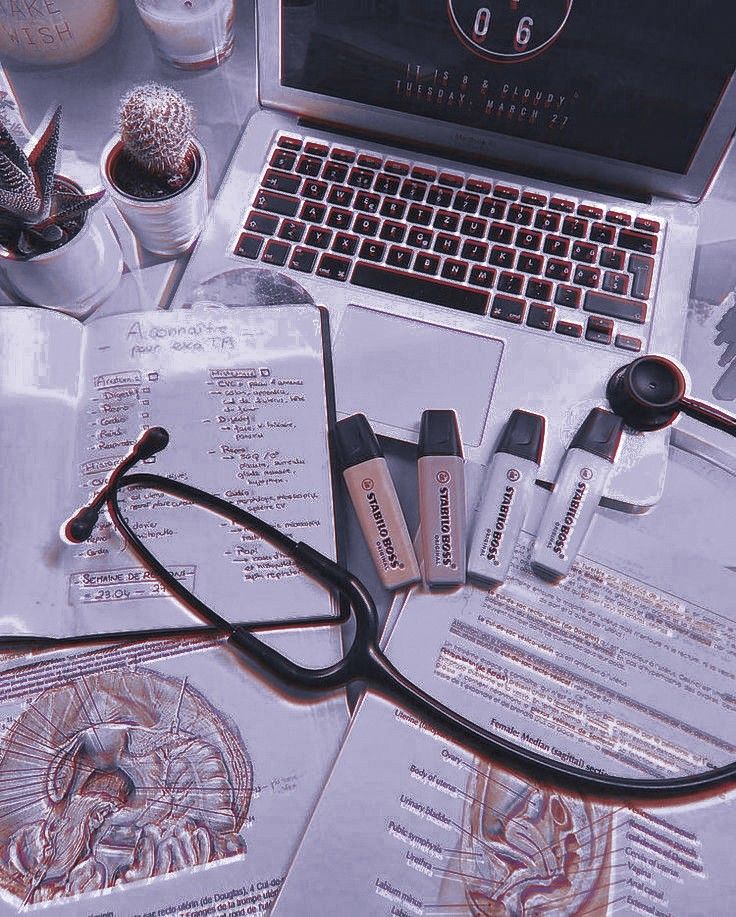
<box><xmin>1</xmin><ymin>204</ymin><xmax>123</xmax><ymax>320</ymax></box>
<box><xmin>101</xmin><ymin>136</ymin><xmax>209</xmax><ymax>257</ymax></box>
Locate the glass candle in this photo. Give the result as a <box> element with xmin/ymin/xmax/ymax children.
<box><xmin>134</xmin><ymin>0</ymin><xmax>235</xmax><ymax>70</ymax></box>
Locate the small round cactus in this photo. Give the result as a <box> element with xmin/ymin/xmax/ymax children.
<box><xmin>118</xmin><ymin>83</ymin><xmax>195</xmax><ymax>180</ymax></box>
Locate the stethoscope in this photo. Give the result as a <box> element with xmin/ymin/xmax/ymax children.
<box><xmin>4</xmin><ymin>355</ymin><xmax>736</xmax><ymax>803</ymax></box>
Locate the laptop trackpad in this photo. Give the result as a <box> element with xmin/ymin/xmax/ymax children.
<box><xmin>333</xmin><ymin>303</ymin><xmax>503</xmax><ymax>447</ymax></box>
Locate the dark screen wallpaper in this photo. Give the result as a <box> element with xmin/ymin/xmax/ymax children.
<box><xmin>281</xmin><ymin>0</ymin><xmax>735</xmax><ymax>174</ymax></box>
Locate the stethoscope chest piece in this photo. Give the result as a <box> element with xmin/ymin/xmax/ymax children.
<box><xmin>606</xmin><ymin>355</ymin><xmax>687</xmax><ymax>431</ymax></box>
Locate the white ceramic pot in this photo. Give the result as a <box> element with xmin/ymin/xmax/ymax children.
<box><xmin>101</xmin><ymin>136</ymin><xmax>209</xmax><ymax>258</ymax></box>
<box><xmin>1</xmin><ymin>198</ymin><xmax>123</xmax><ymax>320</ymax></box>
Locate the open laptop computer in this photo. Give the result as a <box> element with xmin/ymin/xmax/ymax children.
<box><xmin>173</xmin><ymin>0</ymin><xmax>736</xmax><ymax>512</ymax></box>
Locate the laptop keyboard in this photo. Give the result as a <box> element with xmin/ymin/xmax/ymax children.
<box><xmin>234</xmin><ymin>133</ymin><xmax>665</xmax><ymax>352</ymax></box>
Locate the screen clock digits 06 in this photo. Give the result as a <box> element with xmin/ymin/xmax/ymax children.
<box><xmin>447</xmin><ymin>0</ymin><xmax>574</xmax><ymax>62</ymax></box>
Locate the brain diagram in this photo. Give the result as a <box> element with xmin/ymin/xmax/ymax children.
<box><xmin>0</xmin><ymin>667</ymin><xmax>253</xmax><ymax>906</ymax></box>
<box><xmin>457</xmin><ymin>761</ymin><xmax>613</xmax><ymax>915</ymax></box>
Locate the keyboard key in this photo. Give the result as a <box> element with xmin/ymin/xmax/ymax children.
<box><xmin>415</xmin><ymin>253</ymin><xmax>440</xmax><ymax>275</ymax></box>
<box><xmin>434</xmin><ymin>210</ymin><xmax>460</xmax><ymax>232</ymax></box>
<box><xmin>355</xmin><ymin>192</ymin><xmax>380</xmax><ymax>213</ymax></box>
<box><xmin>490</xmin><ymin>246</ymin><xmax>515</xmax><ymax>268</ymax></box>
<box><xmin>408</xmin><ymin>204</ymin><xmax>433</xmax><ymax>226</ymax></box>
<box><xmin>527</xmin><ymin>303</ymin><xmax>555</xmax><ymax>330</ymax></box>
<box><xmin>490</xmin><ymin>294</ymin><xmax>525</xmax><ymax>323</ymax></box>
<box><xmin>331</xmin><ymin>147</ymin><xmax>356</xmax><ymax>163</ymax></box>
<box><xmin>302</xmin><ymin>179</ymin><xmax>328</xmax><ymax>200</ymax></box>
<box><xmin>526</xmin><ymin>278</ymin><xmax>552</xmax><ymax>300</ymax></box>
<box><xmin>386</xmin><ymin>246</ymin><xmax>413</xmax><ymax>268</ymax></box>
<box><xmin>498</xmin><ymin>271</ymin><xmax>524</xmax><ymax>294</ymax></box>
<box><xmin>545</xmin><ymin>258</ymin><xmax>572</xmax><ymax>281</ymax></box>
<box><xmin>461</xmin><ymin>216</ymin><xmax>488</xmax><ymax>238</ymax></box>
<box><xmin>278</xmin><ymin>219</ymin><xmax>306</xmax><ymax>242</ymax></box>
<box><xmin>556</xmin><ymin>320</ymin><xmax>583</xmax><ymax>337</ymax></box>
<box><xmin>262</xmin><ymin>169</ymin><xmax>301</xmax><ymax>194</ymax></box>
<box><xmin>600</xmin><ymin>247</ymin><xmax>625</xmax><ymax>270</ymax></box>
<box><xmin>618</xmin><ymin>228</ymin><xmax>658</xmax><ymax>255</ymax></box>
<box><xmin>438</xmin><ymin>171</ymin><xmax>464</xmax><ymax>188</ymax></box>
<box><xmin>322</xmin><ymin>161</ymin><xmax>349</xmax><ymax>183</ymax></box>
<box><xmin>493</xmin><ymin>185</ymin><xmax>519</xmax><ymax>201</ymax></box>
<box><xmin>585</xmin><ymin>316</ymin><xmax>614</xmax><ymax>345</ymax></box>
<box><xmin>606</xmin><ymin>210</ymin><xmax>631</xmax><ymax>226</ymax></box>
<box><xmin>380</xmin><ymin>221</ymin><xmax>407</xmax><ymax>244</ymax></box>
<box><xmin>327</xmin><ymin>185</ymin><xmax>354</xmax><ymax>207</ymax></box>
<box><xmin>354</xmin><ymin>215</ymin><xmax>380</xmax><ymax>236</ymax></box>
<box><xmin>327</xmin><ymin>208</ymin><xmax>352</xmax><ymax>230</ymax></box>
<box><xmin>234</xmin><ymin>232</ymin><xmax>263</xmax><ymax>259</ymax></box>
<box><xmin>562</xmin><ymin>216</ymin><xmax>588</xmax><ymax>238</ymax></box>
<box><xmin>349</xmin><ymin>168</ymin><xmax>375</xmax><ymax>189</ymax></box>
<box><xmin>359</xmin><ymin>239</ymin><xmax>386</xmax><ymax>262</ymax></box>
<box><xmin>442</xmin><ymin>259</ymin><xmax>468</xmax><ymax>282</ymax></box>
<box><xmin>434</xmin><ymin>233</ymin><xmax>460</xmax><ymax>256</ymax></box>
<box><xmin>634</xmin><ymin>216</ymin><xmax>661</xmax><ymax>233</ymax></box>
<box><xmin>316</xmin><ymin>253</ymin><xmax>351</xmax><ymax>281</ymax></box>
<box><xmin>461</xmin><ymin>240</ymin><xmax>488</xmax><ymax>262</ymax></box>
<box><xmin>577</xmin><ymin>204</ymin><xmax>604</xmax><ymax>219</ymax></box>
<box><xmin>300</xmin><ymin>201</ymin><xmax>327</xmax><ymax>223</ymax></box>
<box><xmin>466</xmin><ymin>177</ymin><xmax>492</xmax><ymax>194</ymax></box>
<box><xmin>573</xmin><ymin>265</ymin><xmax>600</xmax><ymax>287</ymax></box>
<box><xmin>351</xmin><ymin>263</ymin><xmax>489</xmax><ymax>314</ymax></box>
<box><xmin>602</xmin><ymin>271</ymin><xmax>630</xmax><ymax>295</ymax></box>
<box><xmin>489</xmin><ymin>223</ymin><xmax>514</xmax><ymax>244</ymax></box>
<box><xmin>453</xmin><ymin>191</ymin><xmax>481</xmax><ymax>213</ymax></box>
<box><xmin>615</xmin><ymin>333</ymin><xmax>642</xmax><ymax>352</ymax></box>
<box><xmin>469</xmin><ymin>265</ymin><xmax>495</xmax><ymax>288</ymax></box>
<box><xmin>305</xmin><ymin>226</ymin><xmax>332</xmax><ymax>249</ymax></box>
<box><xmin>481</xmin><ymin>197</ymin><xmax>507</xmax><ymax>219</ymax></box>
<box><xmin>521</xmin><ymin>191</ymin><xmax>547</xmax><ymax>207</ymax></box>
<box><xmin>380</xmin><ymin>197</ymin><xmax>407</xmax><ymax>220</ymax></box>
<box><xmin>427</xmin><ymin>185</ymin><xmax>453</xmax><ymax>206</ymax></box>
<box><xmin>571</xmin><ymin>241</ymin><xmax>597</xmax><ymax>263</ymax></box>
<box><xmin>358</xmin><ymin>153</ymin><xmax>382</xmax><ymax>170</ymax></box>
<box><xmin>245</xmin><ymin>210</ymin><xmax>279</xmax><ymax>235</ymax></box>
<box><xmin>289</xmin><ymin>246</ymin><xmax>318</xmax><ymax>273</ymax></box>
<box><xmin>555</xmin><ymin>285</ymin><xmax>581</xmax><ymax>308</ymax></box>
<box><xmin>270</xmin><ymin>149</ymin><xmax>297</xmax><ymax>170</ymax></box>
<box><xmin>296</xmin><ymin>155</ymin><xmax>322</xmax><ymax>177</ymax></box>
<box><xmin>254</xmin><ymin>189</ymin><xmax>300</xmax><ymax>217</ymax></box>
<box><xmin>333</xmin><ymin>233</ymin><xmax>358</xmax><ymax>256</ymax></box>
<box><xmin>543</xmin><ymin>235</ymin><xmax>570</xmax><ymax>257</ymax></box>
<box><xmin>304</xmin><ymin>141</ymin><xmax>328</xmax><ymax>157</ymax></box>
<box><xmin>384</xmin><ymin>159</ymin><xmax>410</xmax><ymax>175</ymax></box>
<box><xmin>517</xmin><ymin>253</ymin><xmax>543</xmax><ymax>274</ymax></box>
<box><xmin>375</xmin><ymin>173</ymin><xmax>400</xmax><ymax>195</ymax></box>
<box><xmin>407</xmin><ymin>227</ymin><xmax>433</xmax><ymax>249</ymax></box>
<box><xmin>590</xmin><ymin>223</ymin><xmax>616</xmax><ymax>244</ymax></box>
<box><xmin>277</xmin><ymin>135</ymin><xmax>301</xmax><ymax>151</ymax></box>
<box><xmin>262</xmin><ymin>239</ymin><xmax>290</xmax><ymax>266</ymax></box>
<box><xmin>628</xmin><ymin>253</ymin><xmax>654</xmax><ymax>299</ymax></box>
<box><xmin>584</xmin><ymin>290</ymin><xmax>646</xmax><ymax>323</ymax></box>
<box><xmin>412</xmin><ymin>165</ymin><xmax>437</xmax><ymax>182</ymax></box>
<box><xmin>550</xmin><ymin>197</ymin><xmax>576</xmax><ymax>213</ymax></box>
<box><xmin>534</xmin><ymin>210</ymin><xmax>561</xmax><ymax>232</ymax></box>
<box><xmin>516</xmin><ymin>229</ymin><xmax>542</xmax><ymax>250</ymax></box>
<box><xmin>400</xmin><ymin>179</ymin><xmax>428</xmax><ymax>201</ymax></box>
<box><xmin>507</xmin><ymin>204</ymin><xmax>533</xmax><ymax>226</ymax></box>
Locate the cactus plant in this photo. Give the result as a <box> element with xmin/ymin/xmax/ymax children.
<box><xmin>0</xmin><ymin>106</ymin><xmax>104</xmax><ymax>260</ymax></box>
<box><xmin>116</xmin><ymin>83</ymin><xmax>196</xmax><ymax>195</ymax></box>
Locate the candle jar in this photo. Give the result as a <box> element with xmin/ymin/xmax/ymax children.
<box><xmin>0</xmin><ymin>0</ymin><xmax>119</xmax><ymax>67</ymax></box>
<box><xmin>134</xmin><ymin>0</ymin><xmax>235</xmax><ymax>70</ymax></box>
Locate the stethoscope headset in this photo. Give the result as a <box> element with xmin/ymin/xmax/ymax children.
<box><xmin>3</xmin><ymin>354</ymin><xmax>735</xmax><ymax>804</ymax></box>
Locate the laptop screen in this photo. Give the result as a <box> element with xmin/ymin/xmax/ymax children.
<box><xmin>281</xmin><ymin>0</ymin><xmax>734</xmax><ymax>176</ymax></box>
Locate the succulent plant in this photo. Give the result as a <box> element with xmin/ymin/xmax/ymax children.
<box><xmin>118</xmin><ymin>83</ymin><xmax>195</xmax><ymax>184</ymax></box>
<box><xmin>0</xmin><ymin>106</ymin><xmax>104</xmax><ymax>260</ymax></box>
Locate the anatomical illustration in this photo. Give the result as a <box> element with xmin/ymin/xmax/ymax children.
<box><xmin>0</xmin><ymin>666</ymin><xmax>253</xmax><ymax>905</ymax></box>
<box><xmin>454</xmin><ymin>760</ymin><xmax>613</xmax><ymax>915</ymax></box>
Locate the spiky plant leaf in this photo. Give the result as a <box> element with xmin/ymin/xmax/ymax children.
<box><xmin>0</xmin><ymin>185</ymin><xmax>40</xmax><ymax>222</ymax></box>
<box><xmin>28</xmin><ymin>105</ymin><xmax>61</xmax><ymax>222</ymax></box>
<box><xmin>0</xmin><ymin>117</ymin><xmax>31</xmax><ymax>184</ymax></box>
<box><xmin>38</xmin><ymin>187</ymin><xmax>104</xmax><ymax>228</ymax></box>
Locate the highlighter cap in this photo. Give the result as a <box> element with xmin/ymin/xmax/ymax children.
<box><xmin>418</xmin><ymin>409</ymin><xmax>463</xmax><ymax>458</ymax></box>
<box><xmin>570</xmin><ymin>407</ymin><xmax>624</xmax><ymax>463</ymax></box>
<box><xmin>334</xmin><ymin>413</ymin><xmax>383</xmax><ymax>470</ymax></box>
<box><xmin>496</xmin><ymin>410</ymin><xmax>545</xmax><ymax>465</ymax></box>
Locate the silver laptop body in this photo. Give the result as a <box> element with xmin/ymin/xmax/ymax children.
<box><xmin>174</xmin><ymin>1</ymin><xmax>736</xmax><ymax>512</ymax></box>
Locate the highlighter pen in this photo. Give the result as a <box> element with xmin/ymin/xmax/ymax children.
<box><xmin>334</xmin><ymin>413</ymin><xmax>420</xmax><ymax>590</ymax></box>
<box><xmin>417</xmin><ymin>409</ymin><xmax>466</xmax><ymax>589</ymax></box>
<box><xmin>467</xmin><ymin>409</ymin><xmax>545</xmax><ymax>587</ymax></box>
<box><xmin>530</xmin><ymin>408</ymin><xmax>624</xmax><ymax>583</ymax></box>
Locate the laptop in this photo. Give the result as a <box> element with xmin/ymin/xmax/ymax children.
<box><xmin>173</xmin><ymin>0</ymin><xmax>736</xmax><ymax>512</ymax></box>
